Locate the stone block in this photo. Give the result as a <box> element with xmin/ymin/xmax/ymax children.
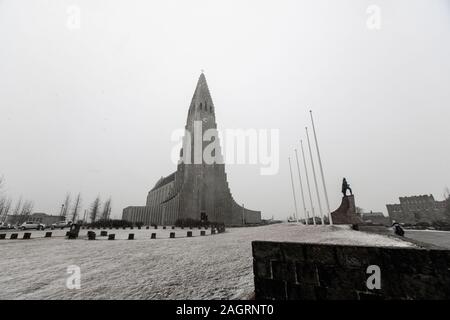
<box><xmin>295</xmin><ymin>262</ymin><xmax>319</xmax><ymax>285</ymax></box>
<box><xmin>23</xmin><ymin>233</ymin><xmax>31</xmax><ymax>240</ymax></box>
<box><xmin>128</xmin><ymin>233</ymin><xmax>134</xmax><ymax>240</ymax></box>
<box><xmin>45</xmin><ymin>232</ymin><xmax>52</xmax><ymax>238</ymax></box>
<box><xmin>252</xmin><ymin>241</ymin><xmax>282</xmax><ymax>261</ymax></box>
<box><xmin>271</xmin><ymin>261</ymin><xmax>288</xmax><ymax>281</ymax></box>
<box><xmin>108</xmin><ymin>234</ymin><xmax>115</xmax><ymax>240</ymax></box>
<box><xmin>286</xmin><ymin>283</ymin><xmax>316</xmax><ymax>300</ymax></box>
<box><xmin>304</xmin><ymin>244</ymin><xmax>337</xmax><ymax>265</ymax></box>
<box><xmin>151</xmin><ymin>233</ymin><xmax>156</xmax><ymax>239</ymax></box>
<box><xmin>87</xmin><ymin>231</ymin><xmax>96</xmax><ymax>240</ymax></box>
<box><xmin>0</xmin><ymin>234</ymin><xmax>6</xmax><ymax>240</ymax></box>
<box><xmin>10</xmin><ymin>233</ymin><xmax>18</xmax><ymax>239</ymax></box>
<box><xmin>187</xmin><ymin>231</ymin><xmax>192</xmax><ymax>237</ymax></box>
<box><xmin>281</xmin><ymin>242</ymin><xmax>306</xmax><ymax>262</ymax></box>
<box><xmin>200</xmin><ymin>231</ymin><xmax>206</xmax><ymax>236</ymax></box>
<box><xmin>100</xmin><ymin>231</ymin><xmax>108</xmax><ymax>237</ymax></box>
<box><xmin>170</xmin><ymin>232</ymin><xmax>175</xmax><ymax>238</ymax></box>
<box><xmin>253</xmin><ymin>260</ymin><xmax>272</xmax><ymax>279</ymax></box>
<box><xmin>254</xmin><ymin>278</ymin><xmax>287</xmax><ymax>300</ymax></box>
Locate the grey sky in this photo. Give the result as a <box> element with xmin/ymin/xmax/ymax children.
<box><xmin>0</xmin><ymin>0</ymin><xmax>449</xmax><ymax>220</ymax></box>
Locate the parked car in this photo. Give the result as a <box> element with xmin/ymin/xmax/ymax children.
<box><xmin>51</xmin><ymin>220</ymin><xmax>72</xmax><ymax>230</ymax></box>
<box><xmin>0</xmin><ymin>222</ymin><xmax>13</xmax><ymax>230</ymax></box>
<box><xmin>19</xmin><ymin>221</ymin><xmax>45</xmax><ymax>230</ymax></box>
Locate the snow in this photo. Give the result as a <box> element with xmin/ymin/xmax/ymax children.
<box><xmin>0</xmin><ymin>223</ymin><xmax>414</xmax><ymax>299</ymax></box>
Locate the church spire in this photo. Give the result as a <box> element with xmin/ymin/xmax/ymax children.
<box><xmin>189</xmin><ymin>72</ymin><xmax>214</xmax><ymax>114</ymax></box>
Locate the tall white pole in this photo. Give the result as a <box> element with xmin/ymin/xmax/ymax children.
<box><xmin>310</xmin><ymin>110</ymin><xmax>333</xmax><ymax>225</ymax></box>
<box><xmin>294</xmin><ymin>149</ymin><xmax>309</xmax><ymax>225</ymax></box>
<box><xmin>306</xmin><ymin>127</ymin><xmax>324</xmax><ymax>225</ymax></box>
<box><xmin>300</xmin><ymin>140</ymin><xmax>316</xmax><ymax>225</ymax></box>
<box><xmin>288</xmin><ymin>157</ymin><xmax>299</xmax><ymax>223</ymax></box>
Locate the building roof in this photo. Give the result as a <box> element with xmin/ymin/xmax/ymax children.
<box><xmin>150</xmin><ymin>172</ymin><xmax>176</xmax><ymax>191</ymax></box>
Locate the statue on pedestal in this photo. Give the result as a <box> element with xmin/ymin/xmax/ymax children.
<box><xmin>341</xmin><ymin>178</ymin><xmax>353</xmax><ymax>197</ymax></box>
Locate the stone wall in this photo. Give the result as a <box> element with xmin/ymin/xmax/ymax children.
<box><xmin>252</xmin><ymin>241</ymin><xmax>450</xmax><ymax>300</ymax></box>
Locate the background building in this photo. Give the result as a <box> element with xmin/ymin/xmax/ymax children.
<box><xmin>361</xmin><ymin>211</ymin><xmax>391</xmax><ymax>226</ymax></box>
<box><xmin>386</xmin><ymin>194</ymin><xmax>448</xmax><ymax>224</ymax></box>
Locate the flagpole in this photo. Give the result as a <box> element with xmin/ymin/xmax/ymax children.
<box><xmin>310</xmin><ymin>110</ymin><xmax>333</xmax><ymax>225</ymax></box>
<box><xmin>306</xmin><ymin>127</ymin><xmax>324</xmax><ymax>225</ymax></box>
<box><xmin>288</xmin><ymin>157</ymin><xmax>299</xmax><ymax>223</ymax></box>
<box><xmin>294</xmin><ymin>149</ymin><xmax>309</xmax><ymax>225</ymax></box>
<box><xmin>300</xmin><ymin>140</ymin><xmax>316</xmax><ymax>225</ymax></box>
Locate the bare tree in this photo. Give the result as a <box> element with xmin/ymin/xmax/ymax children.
<box><xmin>0</xmin><ymin>197</ymin><xmax>12</xmax><ymax>223</ymax></box>
<box><xmin>61</xmin><ymin>193</ymin><xmax>71</xmax><ymax>218</ymax></box>
<box><xmin>89</xmin><ymin>196</ymin><xmax>101</xmax><ymax>223</ymax></box>
<box><xmin>71</xmin><ymin>193</ymin><xmax>82</xmax><ymax>222</ymax></box>
<box><xmin>445</xmin><ymin>187</ymin><xmax>450</xmax><ymax>216</ymax></box>
<box><xmin>101</xmin><ymin>197</ymin><xmax>112</xmax><ymax>220</ymax></box>
<box><xmin>12</xmin><ymin>197</ymin><xmax>23</xmax><ymax>216</ymax></box>
<box><xmin>18</xmin><ymin>200</ymin><xmax>34</xmax><ymax>224</ymax></box>
<box><xmin>356</xmin><ymin>207</ymin><xmax>365</xmax><ymax>216</ymax></box>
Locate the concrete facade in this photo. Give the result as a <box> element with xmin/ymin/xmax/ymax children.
<box><xmin>122</xmin><ymin>74</ymin><xmax>261</xmax><ymax>226</ymax></box>
<box><xmin>387</xmin><ymin>194</ymin><xmax>448</xmax><ymax>224</ymax></box>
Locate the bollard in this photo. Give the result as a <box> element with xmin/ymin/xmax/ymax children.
<box><xmin>154</xmin><ymin>225</ymin><xmax>158</xmax><ymax>229</ymax></box>
<box><xmin>87</xmin><ymin>231</ymin><xmax>96</xmax><ymax>240</ymax></box>
<box><xmin>163</xmin><ymin>226</ymin><xmax>166</xmax><ymax>229</ymax></box>
<box><xmin>171</xmin><ymin>226</ymin><xmax>175</xmax><ymax>229</ymax></box>
<box><xmin>187</xmin><ymin>231</ymin><xmax>192</xmax><ymax>237</ymax></box>
<box><xmin>116</xmin><ymin>227</ymin><xmax>119</xmax><ymax>230</ymax></box>
<box><xmin>170</xmin><ymin>232</ymin><xmax>175</xmax><ymax>238</ymax></box>
<box><xmin>108</xmin><ymin>234</ymin><xmax>115</xmax><ymax>240</ymax></box>
<box><xmin>0</xmin><ymin>234</ymin><xmax>6</xmax><ymax>240</ymax></box>
<box><xmin>200</xmin><ymin>231</ymin><xmax>206</xmax><ymax>236</ymax></box>
<box><xmin>123</xmin><ymin>227</ymin><xmax>126</xmax><ymax>230</ymax></box>
<box><xmin>10</xmin><ymin>233</ymin><xmax>18</xmax><ymax>239</ymax></box>
<box><xmin>128</xmin><ymin>233</ymin><xmax>134</xmax><ymax>240</ymax></box>
<box><xmin>130</xmin><ymin>226</ymin><xmax>134</xmax><ymax>230</ymax></box>
<box><xmin>45</xmin><ymin>232</ymin><xmax>52</xmax><ymax>238</ymax></box>
<box><xmin>181</xmin><ymin>226</ymin><xmax>184</xmax><ymax>230</ymax></box>
<box><xmin>189</xmin><ymin>227</ymin><xmax>193</xmax><ymax>230</ymax></box>
<box><xmin>151</xmin><ymin>233</ymin><xmax>156</xmax><ymax>239</ymax></box>
<box><xmin>23</xmin><ymin>233</ymin><xmax>31</xmax><ymax>240</ymax></box>
<box><xmin>100</xmin><ymin>231</ymin><xmax>108</xmax><ymax>236</ymax></box>
<box><xmin>138</xmin><ymin>226</ymin><xmax>141</xmax><ymax>230</ymax></box>
<box><xmin>146</xmin><ymin>226</ymin><xmax>149</xmax><ymax>230</ymax></box>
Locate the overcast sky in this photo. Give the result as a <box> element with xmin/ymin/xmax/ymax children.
<box><xmin>0</xmin><ymin>0</ymin><xmax>449</xmax><ymax>220</ymax></box>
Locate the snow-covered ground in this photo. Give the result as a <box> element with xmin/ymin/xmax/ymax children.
<box><xmin>0</xmin><ymin>223</ymin><xmax>413</xmax><ymax>300</ymax></box>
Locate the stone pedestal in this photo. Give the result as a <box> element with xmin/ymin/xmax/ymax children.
<box><xmin>330</xmin><ymin>195</ymin><xmax>363</xmax><ymax>225</ymax></box>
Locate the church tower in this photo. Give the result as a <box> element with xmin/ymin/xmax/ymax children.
<box><xmin>123</xmin><ymin>73</ymin><xmax>261</xmax><ymax>226</ymax></box>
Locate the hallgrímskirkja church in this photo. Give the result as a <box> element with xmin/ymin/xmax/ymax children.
<box><xmin>122</xmin><ymin>73</ymin><xmax>261</xmax><ymax>226</ymax></box>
